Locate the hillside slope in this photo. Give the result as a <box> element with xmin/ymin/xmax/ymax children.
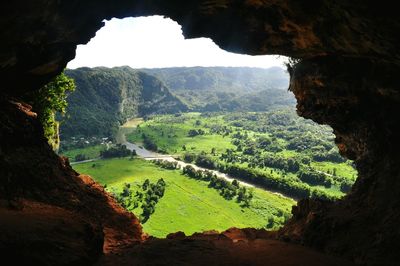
<box><xmin>61</xmin><ymin>67</ymin><xmax>187</xmax><ymax>138</ymax></box>
<box><xmin>142</xmin><ymin>67</ymin><xmax>289</xmax><ymax>92</ymax></box>
<box><xmin>61</xmin><ymin>66</ymin><xmax>294</xmax><ymax>138</ymax></box>
<box><xmin>142</xmin><ymin>67</ymin><xmax>295</xmax><ymax>111</ymax></box>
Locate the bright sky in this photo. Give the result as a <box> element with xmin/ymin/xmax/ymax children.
<box><xmin>67</xmin><ymin>16</ymin><xmax>287</xmax><ymax>69</ymax></box>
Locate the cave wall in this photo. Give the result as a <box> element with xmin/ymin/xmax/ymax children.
<box><xmin>1</xmin><ymin>0</ymin><xmax>399</xmax><ymax>95</ymax></box>
<box><xmin>280</xmin><ymin>56</ymin><xmax>400</xmax><ymax>264</ymax></box>
<box><xmin>1</xmin><ymin>0</ymin><xmax>399</xmax><ymax>265</ymax></box>
<box><xmin>0</xmin><ymin>99</ymin><xmax>143</xmax><ymax>265</ymax></box>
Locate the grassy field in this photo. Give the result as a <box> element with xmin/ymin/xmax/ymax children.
<box><xmin>65</xmin><ymin>110</ymin><xmax>357</xmax><ymax>238</ymax></box>
<box><xmin>126</xmin><ymin>112</ymin><xmax>357</xmax><ymax>199</ymax></box>
<box><xmin>127</xmin><ymin>113</ymin><xmax>235</xmax><ymax>155</ymax></box>
<box><xmin>73</xmin><ymin>158</ymin><xmax>295</xmax><ymax>238</ymax></box>
<box><xmin>60</xmin><ymin>144</ymin><xmax>105</xmax><ymax>161</ymax></box>
<box><xmin>311</xmin><ymin>161</ymin><xmax>357</xmax><ymax>181</ymax></box>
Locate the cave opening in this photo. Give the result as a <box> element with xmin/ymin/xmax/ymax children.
<box><xmin>57</xmin><ymin>16</ymin><xmax>357</xmax><ymax>238</ymax></box>
<box><xmin>2</xmin><ymin>1</ymin><xmax>398</xmax><ymax>265</ymax></box>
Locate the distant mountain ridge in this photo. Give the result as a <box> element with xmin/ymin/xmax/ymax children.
<box><xmin>141</xmin><ymin>66</ymin><xmax>289</xmax><ymax>92</ymax></box>
<box><xmin>141</xmin><ymin>66</ymin><xmax>294</xmax><ymax>111</ymax></box>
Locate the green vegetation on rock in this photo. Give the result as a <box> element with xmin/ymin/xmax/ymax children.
<box><xmin>29</xmin><ymin>72</ymin><xmax>75</xmax><ymax>150</ymax></box>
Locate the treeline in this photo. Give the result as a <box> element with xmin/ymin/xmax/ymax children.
<box><xmin>153</xmin><ymin>160</ymin><xmax>179</xmax><ymax>170</ymax></box>
<box><xmin>142</xmin><ymin>133</ymin><xmax>158</xmax><ymax>151</ymax></box>
<box><xmin>153</xmin><ymin>159</ymin><xmax>254</xmax><ymax>207</ymax></box>
<box><xmin>298</xmin><ymin>169</ymin><xmax>332</xmax><ymax>188</ymax></box>
<box><xmin>112</xmin><ymin>183</ymin><xmax>136</xmax><ymax>211</ymax></box>
<box><xmin>139</xmin><ymin>179</ymin><xmax>166</xmax><ymax>223</ymax></box>
<box><xmin>224</xmin><ymin>110</ymin><xmax>343</xmax><ymax>161</ymax></box>
<box><xmin>182</xmin><ymin>165</ymin><xmax>254</xmax><ymax>207</ymax></box>
<box><xmin>111</xmin><ymin>178</ymin><xmax>166</xmax><ymax>224</ymax></box>
<box><xmin>188</xmin><ymin>129</ymin><xmax>205</xmax><ymax>137</ymax></box>
<box><xmin>128</xmin><ymin>110</ymin><xmax>357</xmax><ymax>200</ymax></box>
<box><xmin>220</xmin><ymin>163</ymin><xmax>335</xmax><ymax>200</ymax></box>
<box><xmin>147</xmin><ymin>150</ymin><xmax>345</xmax><ymax>201</ymax></box>
<box><xmin>181</xmin><ymin>152</ymin><xmax>338</xmax><ymax>200</ymax></box>
<box><xmin>100</xmin><ymin>144</ymin><xmax>136</xmax><ymax>158</ymax></box>
<box><xmin>260</xmin><ymin>154</ymin><xmax>300</xmax><ymax>173</ymax></box>
<box><xmin>69</xmin><ymin>143</ymin><xmax>135</xmax><ymax>162</ymax></box>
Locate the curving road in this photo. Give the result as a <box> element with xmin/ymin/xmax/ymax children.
<box><xmin>117</xmin><ymin>119</ymin><xmax>293</xmax><ymax>200</ymax></box>
<box><xmin>125</xmin><ymin>141</ymin><xmax>257</xmax><ymax>187</ymax></box>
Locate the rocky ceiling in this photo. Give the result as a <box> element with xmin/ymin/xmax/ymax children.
<box><xmin>1</xmin><ymin>0</ymin><xmax>399</xmax><ymax>265</ymax></box>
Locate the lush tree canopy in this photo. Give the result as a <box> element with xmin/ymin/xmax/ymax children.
<box><xmin>31</xmin><ymin>72</ymin><xmax>75</xmax><ymax>150</ymax></box>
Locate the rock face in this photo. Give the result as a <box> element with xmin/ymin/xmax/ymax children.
<box><xmin>1</xmin><ymin>1</ymin><xmax>399</xmax><ymax>95</ymax></box>
<box><xmin>281</xmin><ymin>56</ymin><xmax>400</xmax><ymax>264</ymax></box>
<box><xmin>97</xmin><ymin>228</ymin><xmax>353</xmax><ymax>266</ymax></box>
<box><xmin>0</xmin><ymin>1</ymin><xmax>399</xmax><ymax>265</ymax></box>
<box><xmin>0</xmin><ymin>200</ymin><xmax>103</xmax><ymax>266</ymax></box>
<box><xmin>0</xmin><ymin>100</ymin><xmax>144</xmax><ymax>264</ymax></box>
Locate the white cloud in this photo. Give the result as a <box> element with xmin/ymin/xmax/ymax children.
<box><xmin>67</xmin><ymin>16</ymin><xmax>287</xmax><ymax>69</ymax></box>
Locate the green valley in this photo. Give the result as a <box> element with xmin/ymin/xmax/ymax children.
<box><xmin>59</xmin><ymin>66</ymin><xmax>357</xmax><ymax>238</ymax></box>
<box><xmin>73</xmin><ymin>158</ymin><xmax>294</xmax><ymax>237</ymax></box>
<box><xmin>126</xmin><ymin>109</ymin><xmax>357</xmax><ymax>200</ymax></box>
<box><xmin>60</xmin><ymin>66</ymin><xmax>292</xmax><ymax>141</ymax></box>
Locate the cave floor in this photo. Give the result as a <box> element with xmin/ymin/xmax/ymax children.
<box><xmin>0</xmin><ymin>200</ymin><xmax>353</xmax><ymax>265</ymax></box>
<box><xmin>98</xmin><ymin>232</ymin><xmax>354</xmax><ymax>266</ymax></box>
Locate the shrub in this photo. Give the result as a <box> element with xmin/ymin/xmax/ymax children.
<box><xmin>100</xmin><ymin>144</ymin><xmax>133</xmax><ymax>158</ymax></box>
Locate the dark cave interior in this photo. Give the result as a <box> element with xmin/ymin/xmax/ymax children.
<box><xmin>1</xmin><ymin>1</ymin><xmax>399</xmax><ymax>265</ymax></box>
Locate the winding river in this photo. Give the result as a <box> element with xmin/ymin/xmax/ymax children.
<box><xmin>117</xmin><ymin>118</ymin><xmax>293</xmax><ymax>199</ymax></box>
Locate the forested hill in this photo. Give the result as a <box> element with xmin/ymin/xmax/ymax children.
<box><xmin>141</xmin><ymin>66</ymin><xmax>289</xmax><ymax>92</ymax></box>
<box><xmin>61</xmin><ymin>66</ymin><xmax>294</xmax><ymax>138</ymax></box>
<box><xmin>141</xmin><ymin>67</ymin><xmax>295</xmax><ymax>111</ymax></box>
<box><xmin>61</xmin><ymin>67</ymin><xmax>188</xmax><ymax>138</ymax></box>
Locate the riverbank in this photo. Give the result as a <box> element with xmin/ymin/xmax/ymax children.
<box><xmin>117</xmin><ymin>118</ymin><xmax>294</xmax><ymax>200</ymax></box>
